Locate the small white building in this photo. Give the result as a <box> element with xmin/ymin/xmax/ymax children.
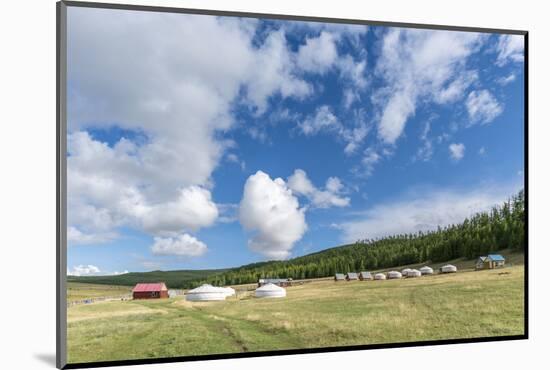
<box><xmin>401</xmin><ymin>268</ymin><xmax>412</xmax><ymax>277</ymax></box>
<box><xmin>387</xmin><ymin>271</ymin><xmax>402</xmax><ymax>279</ymax></box>
<box><xmin>407</xmin><ymin>269</ymin><xmax>422</xmax><ymax>277</ymax></box>
<box><xmin>255</xmin><ymin>283</ymin><xmax>286</xmax><ymax>298</ymax></box>
<box><xmin>419</xmin><ymin>266</ymin><xmax>434</xmax><ymax>275</ymax></box>
<box><xmin>440</xmin><ymin>264</ymin><xmax>458</xmax><ymax>273</ymax></box>
<box><xmin>359</xmin><ymin>271</ymin><xmax>373</xmax><ymax>281</ymax></box>
<box><xmin>186</xmin><ymin>284</ymin><xmax>227</xmax><ymax>301</ymax></box>
<box><xmin>374</xmin><ymin>273</ymin><xmax>387</xmax><ymax>280</ymax></box>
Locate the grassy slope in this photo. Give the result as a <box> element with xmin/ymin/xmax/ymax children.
<box><xmin>67</xmin><ymin>263</ymin><xmax>524</xmax><ymax>364</ymax></box>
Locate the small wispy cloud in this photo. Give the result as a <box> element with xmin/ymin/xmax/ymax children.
<box><xmin>226</xmin><ymin>153</ymin><xmax>246</xmax><ymax>171</ymax></box>
<box><xmin>287</xmin><ymin>169</ymin><xmax>350</xmax><ymax>209</ymax></box>
<box><xmin>466</xmin><ymin>90</ymin><xmax>503</xmax><ymax>125</ymax></box>
<box><xmin>449</xmin><ymin>143</ymin><xmax>465</xmax><ymax>161</ymax></box>
<box><xmin>67</xmin><ymin>265</ymin><xmax>128</xmax><ymax>276</ymax></box>
<box><xmin>497</xmin><ymin>73</ymin><xmax>516</xmax><ymax>86</ymax></box>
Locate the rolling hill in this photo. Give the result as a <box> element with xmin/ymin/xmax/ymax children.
<box><xmin>67</xmin><ymin>269</ymin><xmax>229</xmax><ymax>289</ymax></box>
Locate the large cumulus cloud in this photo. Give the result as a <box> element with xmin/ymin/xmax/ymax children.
<box><xmin>239</xmin><ymin>171</ymin><xmax>307</xmax><ymax>260</ymax></box>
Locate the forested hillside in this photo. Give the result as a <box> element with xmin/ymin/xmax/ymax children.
<box><xmin>69</xmin><ymin>190</ymin><xmax>525</xmax><ymax>289</ymax></box>
<box><xmin>201</xmin><ymin>189</ymin><xmax>525</xmax><ymax>287</ymax></box>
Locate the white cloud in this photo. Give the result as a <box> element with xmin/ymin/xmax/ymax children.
<box><xmin>244</xmin><ymin>29</ymin><xmax>313</xmax><ymax>113</ymax></box>
<box><xmin>287</xmin><ymin>169</ymin><xmax>350</xmax><ymax>208</ymax></box>
<box><xmin>294</xmin><ymin>30</ymin><xmax>367</xmax><ymax>108</ymax></box>
<box><xmin>239</xmin><ymin>171</ymin><xmax>307</xmax><ymax>259</ymax></box>
<box><xmin>374</xmin><ymin>29</ymin><xmax>484</xmax><ymax>144</ymax></box>
<box><xmin>497</xmin><ymin>73</ymin><xmax>516</xmax><ymax>86</ymax></box>
<box><xmin>338</xmin><ymin>55</ymin><xmax>367</xmax><ymax>89</ymax></box>
<box><xmin>378</xmin><ymin>90</ymin><xmax>416</xmax><ymax>144</ymax></box>
<box><xmin>67</xmin><ymin>264</ymin><xmax>128</xmax><ymax>276</ymax></box>
<box><xmin>67</xmin><ymin>11</ymin><xmax>371</xmax><ymax>248</ymax></box>
<box><xmin>340</xmin><ymin>186</ymin><xmax>519</xmax><ymax>242</ymax></box>
<box><xmin>67</xmin><ymin>226</ymin><xmax>117</xmax><ymax>245</ymax></box>
<box><xmin>67</xmin><ymin>132</ymin><xmax>219</xmax><ymax>242</ymax></box>
<box><xmin>449</xmin><ymin>143</ymin><xmax>465</xmax><ymax>161</ymax></box>
<box><xmin>479</xmin><ymin>146</ymin><xmax>486</xmax><ymax>155</ymax></box>
<box><xmin>298</xmin><ymin>106</ymin><xmax>369</xmax><ymax>155</ymax></box>
<box><xmin>67</xmin><ymin>9</ymin><xmax>331</xmax><ymax>246</ymax></box>
<box><xmin>226</xmin><ymin>153</ymin><xmax>246</xmax><ymax>170</ymax></box>
<box><xmin>414</xmin><ymin>119</ymin><xmax>434</xmax><ymax>162</ymax></box>
<box><xmin>466</xmin><ymin>90</ymin><xmax>503</xmax><ymax>124</ymax></box>
<box><xmin>343</xmin><ymin>123</ymin><xmax>369</xmax><ymax>155</ymax></box>
<box><xmin>434</xmin><ymin>71</ymin><xmax>478</xmax><ymax>104</ymax></box>
<box><xmin>496</xmin><ymin>35</ymin><xmax>524</xmax><ymax>66</ymax></box>
<box><xmin>141</xmin><ymin>186</ymin><xmax>218</xmax><ymax>235</ymax></box>
<box><xmin>296</xmin><ymin>31</ymin><xmax>338</xmax><ymax>73</ymax></box>
<box><xmin>226</xmin><ymin>153</ymin><xmax>239</xmax><ymax>163</ymax></box>
<box><xmin>151</xmin><ymin>233</ymin><xmax>208</xmax><ymax>257</ymax></box>
<box><xmin>67</xmin><ymin>264</ymin><xmax>101</xmax><ymax>276</ymax></box>
<box><xmin>360</xmin><ymin>147</ymin><xmax>382</xmax><ymax>176</ymax></box>
<box><xmin>68</xmin><ymin>11</ymin><xmax>254</xmax><ymax>188</ymax></box>
<box><xmin>299</xmin><ymin>105</ymin><xmax>339</xmax><ymax>135</ymax></box>
<box><xmin>284</xmin><ymin>21</ymin><xmax>368</xmax><ymax>43</ymax></box>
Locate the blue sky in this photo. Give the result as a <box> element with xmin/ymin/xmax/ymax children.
<box><xmin>66</xmin><ymin>7</ymin><xmax>524</xmax><ymax>276</ymax></box>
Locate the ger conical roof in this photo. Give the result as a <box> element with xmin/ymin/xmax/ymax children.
<box><xmin>188</xmin><ymin>284</ymin><xmax>226</xmax><ymax>293</ymax></box>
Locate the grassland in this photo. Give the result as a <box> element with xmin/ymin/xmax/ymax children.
<box><xmin>67</xmin><ymin>262</ymin><xmax>525</xmax><ymax>364</ymax></box>
<box><xmin>67</xmin><ymin>283</ymin><xmax>132</xmax><ymax>303</ymax></box>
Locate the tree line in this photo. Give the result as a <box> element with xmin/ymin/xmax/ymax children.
<box><xmin>191</xmin><ymin>189</ymin><xmax>525</xmax><ymax>288</ymax></box>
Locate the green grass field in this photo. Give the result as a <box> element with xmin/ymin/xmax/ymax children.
<box><xmin>67</xmin><ymin>262</ymin><xmax>525</xmax><ymax>364</ymax></box>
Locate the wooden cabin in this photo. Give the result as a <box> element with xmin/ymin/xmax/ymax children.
<box><xmin>476</xmin><ymin>254</ymin><xmax>506</xmax><ymax>270</ymax></box>
<box><xmin>334</xmin><ymin>273</ymin><xmax>346</xmax><ymax>281</ymax></box>
<box><xmin>132</xmin><ymin>282</ymin><xmax>169</xmax><ymax>299</ymax></box>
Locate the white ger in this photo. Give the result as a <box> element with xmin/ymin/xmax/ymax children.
<box><xmin>440</xmin><ymin>264</ymin><xmax>458</xmax><ymax>273</ymax></box>
<box><xmin>420</xmin><ymin>266</ymin><xmax>434</xmax><ymax>275</ymax></box>
<box><xmin>387</xmin><ymin>271</ymin><xmax>402</xmax><ymax>279</ymax></box>
<box><xmin>255</xmin><ymin>283</ymin><xmax>286</xmax><ymax>298</ymax></box>
<box><xmin>186</xmin><ymin>284</ymin><xmax>227</xmax><ymax>301</ymax></box>
<box><xmin>223</xmin><ymin>287</ymin><xmax>236</xmax><ymax>297</ymax></box>
<box><xmin>407</xmin><ymin>269</ymin><xmax>422</xmax><ymax>277</ymax></box>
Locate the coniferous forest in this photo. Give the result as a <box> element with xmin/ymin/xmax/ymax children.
<box><xmin>198</xmin><ymin>189</ymin><xmax>525</xmax><ymax>288</ymax></box>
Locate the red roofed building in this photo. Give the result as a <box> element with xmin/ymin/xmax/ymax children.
<box><xmin>132</xmin><ymin>282</ymin><xmax>169</xmax><ymax>299</ymax></box>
